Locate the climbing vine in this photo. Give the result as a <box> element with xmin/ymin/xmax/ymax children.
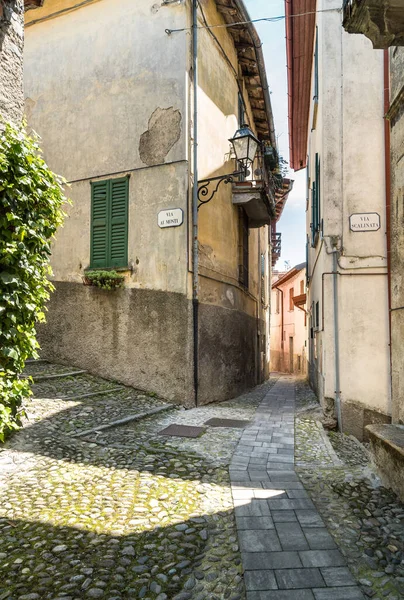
<box><xmin>0</xmin><ymin>122</ymin><xmax>67</xmax><ymax>441</ymax></box>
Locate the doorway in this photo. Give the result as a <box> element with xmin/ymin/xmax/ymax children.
<box><xmin>289</xmin><ymin>336</ymin><xmax>294</xmax><ymax>373</ymax></box>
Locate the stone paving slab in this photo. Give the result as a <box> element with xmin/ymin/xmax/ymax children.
<box><xmin>231</xmin><ymin>376</ymin><xmax>365</xmax><ymax>599</ymax></box>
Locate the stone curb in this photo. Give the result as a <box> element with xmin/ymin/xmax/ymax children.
<box><xmin>72</xmin><ymin>403</ymin><xmax>176</xmax><ymax>437</ymax></box>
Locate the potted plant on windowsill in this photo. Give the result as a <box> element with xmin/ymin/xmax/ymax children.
<box><xmin>83</xmin><ymin>270</ymin><xmax>125</xmax><ymax>290</ymax></box>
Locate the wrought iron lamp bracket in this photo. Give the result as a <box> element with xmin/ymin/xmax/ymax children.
<box><xmin>197</xmin><ymin>170</ymin><xmax>245</xmax><ymax>209</ymax></box>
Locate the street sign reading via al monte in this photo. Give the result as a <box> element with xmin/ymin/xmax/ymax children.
<box><xmin>349</xmin><ymin>212</ymin><xmax>380</xmax><ymax>232</ymax></box>
<box><xmin>158</xmin><ymin>208</ymin><xmax>183</xmax><ymax>228</ymax></box>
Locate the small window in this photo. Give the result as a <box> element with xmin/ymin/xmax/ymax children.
<box><xmin>300</xmin><ymin>280</ymin><xmax>304</xmax><ymax>294</ymax></box>
<box><xmin>315</xmin><ymin>301</ymin><xmax>320</xmax><ymax>329</ymax></box>
<box><xmin>311</xmin><ymin>153</ymin><xmax>321</xmax><ymax>246</ymax></box>
<box><xmin>289</xmin><ymin>287</ymin><xmax>294</xmax><ymax>311</ymax></box>
<box><xmin>276</xmin><ymin>289</ymin><xmax>280</xmax><ymax>314</ymax></box>
<box><xmin>314</xmin><ymin>27</ymin><xmax>319</xmax><ymax>103</ymax></box>
<box><xmin>90</xmin><ymin>177</ymin><xmax>129</xmax><ymax>269</ymax></box>
<box><xmin>238</xmin><ymin>92</ymin><xmax>245</xmax><ymax>127</ymax></box>
<box><xmin>238</xmin><ymin>208</ymin><xmax>249</xmax><ymax>289</ymax></box>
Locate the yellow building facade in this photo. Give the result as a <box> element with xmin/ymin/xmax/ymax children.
<box><xmin>24</xmin><ymin>0</ymin><xmax>287</xmax><ymax>405</ymax></box>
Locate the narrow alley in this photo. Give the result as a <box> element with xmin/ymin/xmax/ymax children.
<box><xmin>0</xmin><ymin>364</ymin><xmax>403</xmax><ymax>599</ymax></box>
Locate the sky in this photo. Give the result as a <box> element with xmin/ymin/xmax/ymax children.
<box><xmin>245</xmin><ymin>0</ymin><xmax>307</xmax><ymax>270</ymax></box>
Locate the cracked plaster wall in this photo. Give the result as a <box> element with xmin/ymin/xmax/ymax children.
<box><xmin>24</xmin><ymin>0</ymin><xmax>188</xmax><ymax>294</ymax></box>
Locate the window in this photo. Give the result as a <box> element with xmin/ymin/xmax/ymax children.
<box><xmin>261</xmin><ymin>254</ymin><xmax>265</xmax><ymax>304</ymax></box>
<box><xmin>300</xmin><ymin>280</ymin><xmax>304</xmax><ymax>294</ymax></box>
<box><xmin>289</xmin><ymin>287</ymin><xmax>294</xmax><ymax>311</ymax></box>
<box><xmin>306</xmin><ymin>234</ymin><xmax>310</xmax><ymax>283</ymax></box>
<box><xmin>238</xmin><ymin>93</ymin><xmax>246</xmax><ymax>181</ymax></box>
<box><xmin>238</xmin><ymin>208</ymin><xmax>249</xmax><ymax>288</ymax></box>
<box><xmin>312</xmin><ymin>27</ymin><xmax>319</xmax><ymax>129</ymax></box>
<box><xmin>276</xmin><ymin>289</ymin><xmax>280</xmax><ymax>314</ymax></box>
<box><xmin>90</xmin><ymin>177</ymin><xmax>129</xmax><ymax>268</ymax></box>
<box><xmin>238</xmin><ymin>92</ymin><xmax>245</xmax><ymax>127</ymax></box>
<box><xmin>315</xmin><ymin>301</ymin><xmax>320</xmax><ymax>329</ymax></box>
<box><xmin>311</xmin><ymin>153</ymin><xmax>321</xmax><ymax>246</ymax></box>
<box><xmin>314</xmin><ymin>27</ymin><xmax>319</xmax><ymax>103</ymax></box>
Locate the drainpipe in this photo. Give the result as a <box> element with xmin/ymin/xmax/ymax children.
<box><xmin>192</xmin><ymin>0</ymin><xmax>199</xmax><ymax>407</ymax></box>
<box><xmin>332</xmin><ymin>250</ymin><xmax>342</xmax><ymax>432</ymax></box>
<box><xmin>383</xmin><ymin>48</ymin><xmax>393</xmax><ymax>404</ymax></box>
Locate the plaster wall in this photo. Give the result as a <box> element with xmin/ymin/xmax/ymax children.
<box><xmin>192</xmin><ymin>0</ymin><xmax>271</xmax><ymax>386</ymax></box>
<box><xmin>305</xmin><ymin>0</ymin><xmax>391</xmax><ymax>438</ymax></box>
<box><xmin>24</xmin><ymin>0</ymin><xmax>272</xmax><ymax>403</ymax></box>
<box><xmin>0</xmin><ymin>0</ymin><xmax>24</xmax><ymax>123</ymax></box>
<box><xmin>389</xmin><ymin>46</ymin><xmax>404</xmax><ymax>425</ymax></box>
<box><xmin>24</xmin><ymin>0</ymin><xmax>189</xmax><ymax>294</ymax></box>
<box><xmin>196</xmin><ymin>0</ymin><xmax>268</xmax><ymax>320</ymax></box>
<box><xmin>270</xmin><ymin>270</ymin><xmax>307</xmax><ymax>374</ymax></box>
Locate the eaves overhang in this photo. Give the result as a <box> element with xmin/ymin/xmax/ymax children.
<box><xmin>274</xmin><ymin>178</ymin><xmax>293</xmax><ymax>223</ymax></box>
<box><xmin>24</xmin><ymin>0</ymin><xmax>43</xmax><ymax>9</ymax></box>
<box><xmin>214</xmin><ymin>0</ymin><xmax>276</xmax><ymax>148</ymax></box>
<box><xmin>285</xmin><ymin>0</ymin><xmax>317</xmax><ymax>171</ymax></box>
<box><xmin>272</xmin><ymin>261</ymin><xmax>305</xmax><ymax>288</ymax></box>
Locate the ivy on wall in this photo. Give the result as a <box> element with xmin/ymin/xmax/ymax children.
<box><xmin>0</xmin><ymin>122</ymin><xmax>67</xmax><ymax>441</ymax></box>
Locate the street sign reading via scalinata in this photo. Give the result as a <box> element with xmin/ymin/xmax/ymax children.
<box><xmin>349</xmin><ymin>212</ymin><xmax>380</xmax><ymax>232</ymax></box>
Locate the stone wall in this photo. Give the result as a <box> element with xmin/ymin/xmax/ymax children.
<box><xmin>0</xmin><ymin>0</ymin><xmax>24</xmax><ymax>123</ymax></box>
<box><xmin>198</xmin><ymin>304</ymin><xmax>260</xmax><ymax>405</ymax></box>
<box><xmin>38</xmin><ymin>282</ymin><xmax>262</xmax><ymax>408</ymax></box>
<box><xmin>38</xmin><ymin>282</ymin><xmax>195</xmax><ymax>406</ymax></box>
<box><xmin>389</xmin><ymin>47</ymin><xmax>404</xmax><ymax>425</ymax></box>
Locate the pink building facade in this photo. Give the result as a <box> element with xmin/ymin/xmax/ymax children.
<box><xmin>270</xmin><ymin>263</ymin><xmax>307</xmax><ymax>374</ymax></box>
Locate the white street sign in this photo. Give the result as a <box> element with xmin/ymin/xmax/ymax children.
<box><xmin>158</xmin><ymin>208</ymin><xmax>183</xmax><ymax>228</ymax></box>
<box><xmin>349</xmin><ymin>212</ymin><xmax>380</xmax><ymax>232</ymax></box>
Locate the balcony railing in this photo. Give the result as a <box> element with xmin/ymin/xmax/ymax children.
<box><xmin>271</xmin><ymin>232</ymin><xmax>282</xmax><ymax>266</ymax></box>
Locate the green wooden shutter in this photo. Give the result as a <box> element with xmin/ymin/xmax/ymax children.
<box><xmin>91</xmin><ymin>180</ymin><xmax>109</xmax><ymax>268</ymax></box>
<box><xmin>108</xmin><ymin>177</ymin><xmax>128</xmax><ymax>268</ymax></box>
<box><xmin>315</xmin><ymin>153</ymin><xmax>320</xmax><ymax>233</ymax></box>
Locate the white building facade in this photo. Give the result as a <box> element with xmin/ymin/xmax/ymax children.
<box><xmin>286</xmin><ymin>0</ymin><xmax>391</xmax><ymax>439</ymax></box>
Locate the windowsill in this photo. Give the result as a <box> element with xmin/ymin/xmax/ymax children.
<box><xmin>86</xmin><ymin>266</ymin><xmax>131</xmax><ymax>273</ymax></box>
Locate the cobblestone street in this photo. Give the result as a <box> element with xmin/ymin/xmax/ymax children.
<box><xmin>0</xmin><ymin>364</ymin><xmax>403</xmax><ymax>599</ymax></box>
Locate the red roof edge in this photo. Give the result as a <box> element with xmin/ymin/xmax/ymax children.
<box><xmin>285</xmin><ymin>0</ymin><xmax>317</xmax><ymax>172</ymax></box>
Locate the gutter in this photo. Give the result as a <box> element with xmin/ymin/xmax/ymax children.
<box><xmin>233</xmin><ymin>0</ymin><xmax>277</xmax><ymax>148</ymax></box>
<box><xmin>383</xmin><ymin>49</ymin><xmax>393</xmax><ymax>409</ymax></box>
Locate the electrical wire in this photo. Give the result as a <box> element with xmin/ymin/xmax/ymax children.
<box><xmin>165</xmin><ymin>8</ymin><xmax>342</xmax><ymax>35</ymax></box>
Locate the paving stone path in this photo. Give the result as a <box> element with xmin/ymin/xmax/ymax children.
<box><xmin>1</xmin><ymin>365</ymin><xmax>403</xmax><ymax>599</ymax></box>
<box><xmin>230</xmin><ymin>376</ymin><xmax>365</xmax><ymax>600</ymax></box>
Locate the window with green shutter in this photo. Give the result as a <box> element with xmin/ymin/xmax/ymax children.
<box><xmin>311</xmin><ymin>153</ymin><xmax>321</xmax><ymax>247</ymax></box>
<box><xmin>90</xmin><ymin>177</ymin><xmax>129</xmax><ymax>268</ymax></box>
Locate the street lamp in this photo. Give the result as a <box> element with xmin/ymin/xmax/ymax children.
<box><xmin>198</xmin><ymin>124</ymin><xmax>260</xmax><ymax>209</ymax></box>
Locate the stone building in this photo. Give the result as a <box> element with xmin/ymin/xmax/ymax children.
<box><xmin>23</xmin><ymin>0</ymin><xmax>290</xmax><ymax>406</ymax></box>
<box><xmin>270</xmin><ymin>263</ymin><xmax>307</xmax><ymax>375</ymax></box>
<box><xmin>285</xmin><ymin>0</ymin><xmax>391</xmax><ymax>439</ymax></box>
<box><xmin>0</xmin><ymin>0</ymin><xmax>24</xmax><ymax>122</ymax></box>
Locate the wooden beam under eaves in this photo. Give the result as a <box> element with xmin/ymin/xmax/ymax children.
<box><xmin>216</xmin><ymin>4</ymin><xmax>238</xmax><ymax>16</ymax></box>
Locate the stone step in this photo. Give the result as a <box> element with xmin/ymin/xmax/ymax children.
<box><xmin>366</xmin><ymin>424</ymin><xmax>404</xmax><ymax>501</ymax></box>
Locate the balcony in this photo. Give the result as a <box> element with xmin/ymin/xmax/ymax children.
<box><xmin>231</xmin><ymin>151</ymin><xmax>278</xmax><ymax>228</ymax></box>
<box><xmin>343</xmin><ymin>0</ymin><xmax>404</xmax><ymax>48</ymax></box>
<box><xmin>232</xmin><ymin>179</ymin><xmax>276</xmax><ymax>228</ymax></box>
